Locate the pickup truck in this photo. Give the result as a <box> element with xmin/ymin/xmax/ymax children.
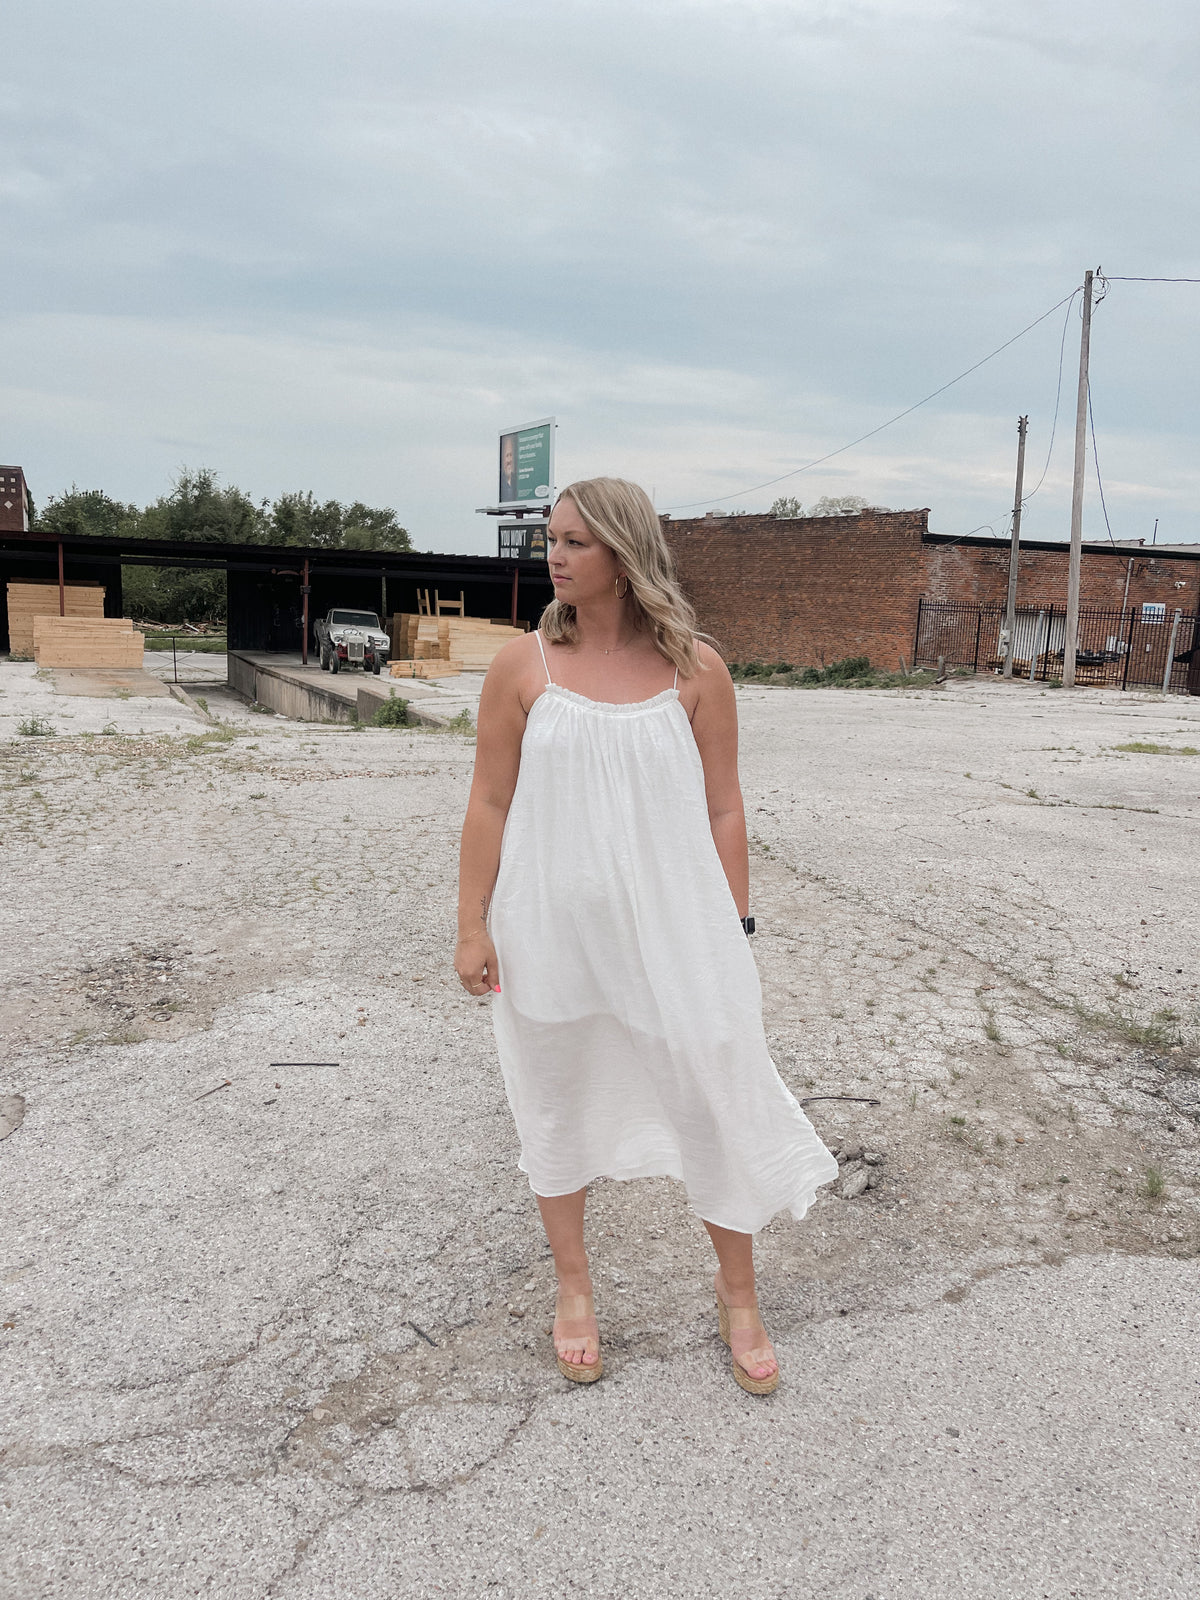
<box><xmin>314</xmin><ymin>609</ymin><xmax>390</xmax><ymax>675</ymax></box>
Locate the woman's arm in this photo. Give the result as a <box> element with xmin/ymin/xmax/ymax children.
<box><xmin>688</xmin><ymin>644</ymin><xmax>750</xmax><ymax>919</ymax></box>
<box><xmin>454</xmin><ymin>641</ymin><xmax>530</xmax><ymax>994</ymax></box>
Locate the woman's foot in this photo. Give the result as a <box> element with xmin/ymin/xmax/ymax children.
<box><xmin>714</xmin><ymin>1271</ymin><xmax>779</xmax><ymax>1393</ymax></box>
<box><xmin>553</xmin><ymin>1287</ymin><xmax>603</xmax><ymax>1382</ymax></box>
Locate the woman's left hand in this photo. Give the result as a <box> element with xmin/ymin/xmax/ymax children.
<box><xmin>455</xmin><ymin>932</ymin><xmax>500</xmax><ymax>997</ymax></box>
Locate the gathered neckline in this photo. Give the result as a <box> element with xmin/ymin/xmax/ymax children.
<box><xmin>532</xmin><ymin>684</ymin><xmax>681</xmax><ymax>715</ymax></box>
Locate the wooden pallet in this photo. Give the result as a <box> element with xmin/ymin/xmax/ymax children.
<box><xmin>32</xmin><ymin>615</ymin><xmax>144</xmax><ymax>668</ymax></box>
<box><xmin>7</xmin><ymin>582</ymin><xmax>106</xmax><ymax>656</ymax></box>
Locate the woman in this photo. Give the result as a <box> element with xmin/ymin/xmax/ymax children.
<box><xmin>455</xmin><ymin>478</ymin><xmax>837</xmax><ymax>1394</ymax></box>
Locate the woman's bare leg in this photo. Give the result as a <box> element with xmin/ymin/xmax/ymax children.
<box><xmin>703</xmin><ymin>1221</ymin><xmax>778</xmax><ymax>1382</ymax></box>
<box><xmin>536</xmin><ymin>1188</ymin><xmax>599</xmax><ymax>1368</ymax></box>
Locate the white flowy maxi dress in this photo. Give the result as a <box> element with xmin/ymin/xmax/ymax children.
<box><xmin>488</xmin><ymin>635</ymin><xmax>838</xmax><ymax>1235</ymax></box>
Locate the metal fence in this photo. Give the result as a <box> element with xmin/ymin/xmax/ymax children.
<box><xmin>913</xmin><ymin>599</ymin><xmax>1200</xmax><ymax>694</ymax></box>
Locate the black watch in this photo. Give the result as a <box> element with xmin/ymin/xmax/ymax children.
<box><xmin>741</xmin><ymin>916</ymin><xmax>755</xmax><ymax>936</ymax></box>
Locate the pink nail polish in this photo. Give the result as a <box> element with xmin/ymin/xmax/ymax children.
<box><xmin>493</xmin><ymin>985</ymin><xmax>501</xmax><ymax>993</ymax></box>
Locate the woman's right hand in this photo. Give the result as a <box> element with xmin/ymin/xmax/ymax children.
<box><xmin>455</xmin><ymin>932</ymin><xmax>500</xmax><ymax>997</ymax></box>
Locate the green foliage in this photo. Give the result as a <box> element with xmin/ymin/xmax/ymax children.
<box><xmin>371</xmin><ymin>695</ymin><xmax>411</xmax><ymax>726</ymax></box>
<box><xmin>1113</xmin><ymin>741</ymin><xmax>1198</xmax><ymax>755</ymax></box>
<box><xmin>138</xmin><ymin>468</ymin><xmax>265</xmax><ymax>545</ymax></box>
<box><xmin>17</xmin><ymin>716</ymin><xmax>56</xmax><ymax>736</ymax></box>
<box><xmin>768</xmin><ymin>494</ymin><xmax>891</xmax><ymax>519</ymax></box>
<box><xmin>32</xmin><ymin>467</ymin><xmax>412</xmax><ymax>626</ymax></box>
<box><xmin>728</xmin><ymin>656</ymin><xmax>932</xmax><ymax>691</ymax></box>
<box><xmin>122</xmin><ymin>564</ymin><xmax>227</xmax><ymax>626</ymax></box>
<box><xmin>268</xmin><ymin>491</ymin><xmax>411</xmax><ymax>551</ymax></box>
<box><xmin>36</xmin><ymin>487</ymin><xmax>140</xmax><ymax>540</ymax></box>
<box><xmin>770</xmin><ymin>496</ymin><xmax>804</xmax><ymax>518</ymax></box>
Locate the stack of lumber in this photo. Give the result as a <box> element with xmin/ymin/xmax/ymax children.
<box><xmin>32</xmin><ymin>615</ymin><xmax>145</xmax><ymax>668</ymax></box>
<box><xmin>388</xmin><ymin>614</ymin><xmax>528</xmax><ymax>679</ymax></box>
<box><xmin>7</xmin><ymin>582</ymin><xmax>105</xmax><ymax>657</ymax></box>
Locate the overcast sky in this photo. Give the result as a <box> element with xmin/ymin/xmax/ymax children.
<box><xmin>5</xmin><ymin>0</ymin><xmax>1199</xmax><ymax>553</ymax></box>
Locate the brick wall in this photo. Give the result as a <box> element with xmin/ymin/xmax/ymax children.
<box><xmin>0</xmin><ymin>467</ymin><xmax>30</xmax><ymax>534</ymax></box>
<box><xmin>664</xmin><ymin>508</ymin><xmax>931</xmax><ymax>668</ymax></box>
<box><xmin>663</xmin><ymin>508</ymin><xmax>1200</xmax><ymax>666</ymax></box>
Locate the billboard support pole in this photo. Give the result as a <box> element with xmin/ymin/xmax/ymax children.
<box><xmin>510</xmin><ymin>567</ymin><xmax>519</xmax><ymax>628</ymax></box>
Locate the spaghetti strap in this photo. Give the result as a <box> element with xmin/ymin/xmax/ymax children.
<box><xmin>534</xmin><ymin>629</ymin><xmax>553</xmax><ymax>685</ymax></box>
<box><xmin>672</xmin><ymin>665</ymin><xmax>679</xmax><ymax>690</ymax></box>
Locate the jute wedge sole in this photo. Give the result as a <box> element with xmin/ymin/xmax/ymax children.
<box><xmin>716</xmin><ymin>1293</ymin><xmax>780</xmax><ymax>1396</ymax></box>
<box><xmin>553</xmin><ymin>1293</ymin><xmax>604</xmax><ymax>1384</ymax></box>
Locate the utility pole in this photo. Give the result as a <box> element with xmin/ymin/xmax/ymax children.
<box><xmin>1002</xmin><ymin>415</ymin><xmax>1029</xmax><ymax>679</ymax></box>
<box><xmin>1063</xmin><ymin>268</ymin><xmax>1096</xmax><ymax>688</ymax></box>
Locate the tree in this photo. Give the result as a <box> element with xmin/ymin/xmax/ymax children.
<box><xmin>340</xmin><ymin>501</ymin><xmax>412</xmax><ymax>551</ymax></box>
<box><xmin>269</xmin><ymin>491</ymin><xmax>345</xmax><ymax>548</ymax></box>
<box><xmin>806</xmin><ymin>495</ymin><xmax>881</xmax><ymax>517</ymax></box>
<box><xmin>268</xmin><ymin>491</ymin><xmax>412</xmax><ymax>551</ymax></box>
<box><xmin>770</xmin><ymin>496</ymin><xmax>804</xmax><ymax>518</ymax></box>
<box><xmin>35</xmin><ymin>487</ymin><xmax>141</xmax><ymax>540</ymax></box>
<box><xmin>138</xmin><ymin>468</ymin><xmax>268</xmax><ymax>544</ymax></box>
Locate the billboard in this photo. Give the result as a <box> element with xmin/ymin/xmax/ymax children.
<box><xmin>499</xmin><ymin>418</ymin><xmax>554</xmax><ymax>506</ymax></box>
<box><xmin>498</xmin><ymin>522</ymin><xmax>548</xmax><ymax>561</ymax></box>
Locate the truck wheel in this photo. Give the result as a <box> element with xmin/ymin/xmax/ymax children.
<box><xmin>330</xmin><ymin>654</ymin><xmax>340</xmax><ymax>675</ymax></box>
<box><xmin>319</xmin><ymin>644</ymin><xmax>330</xmax><ymax>671</ymax></box>
<box><xmin>373</xmin><ymin>661</ymin><xmax>381</xmax><ymax>675</ymax></box>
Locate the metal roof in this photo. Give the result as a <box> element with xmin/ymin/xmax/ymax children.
<box><xmin>0</xmin><ymin>528</ymin><xmax>547</xmax><ymax>585</ymax></box>
<box><xmin>923</xmin><ymin>531</ymin><xmax>1200</xmax><ymax>561</ymax></box>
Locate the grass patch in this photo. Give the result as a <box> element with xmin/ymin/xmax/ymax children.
<box><xmin>1143</xmin><ymin>1165</ymin><xmax>1165</xmax><ymax>1201</ymax></box>
<box><xmin>17</xmin><ymin>716</ymin><xmax>55</xmax><ymax>737</ymax></box>
<box><xmin>445</xmin><ymin>709</ymin><xmax>475</xmax><ymax>734</ymax></box>
<box><xmin>142</xmin><ymin>634</ymin><xmax>228</xmax><ymax>652</ymax></box>
<box><xmin>728</xmin><ymin>657</ymin><xmax>936</xmax><ymax>690</ymax></box>
<box><xmin>1071</xmin><ymin>1002</ymin><xmax>1186</xmax><ymax>1050</ymax></box>
<box><xmin>107</xmin><ymin>1026</ymin><xmax>147</xmax><ymax>1046</ymax></box>
<box><xmin>1112</xmin><ymin>741</ymin><xmax>1199</xmax><ymax>755</ymax></box>
<box><xmin>185</xmin><ymin>725</ymin><xmax>238</xmax><ymax>753</ymax></box>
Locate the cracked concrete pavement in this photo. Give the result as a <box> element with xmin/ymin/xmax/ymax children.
<box><xmin>1</xmin><ymin>667</ymin><xmax>1198</xmax><ymax>1598</ymax></box>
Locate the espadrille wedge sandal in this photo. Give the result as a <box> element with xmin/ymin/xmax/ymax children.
<box><xmin>553</xmin><ymin>1293</ymin><xmax>604</xmax><ymax>1383</ymax></box>
<box><xmin>715</xmin><ymin>1290</ymin><xmax>780</xmax><ymax>1395</ymax></box>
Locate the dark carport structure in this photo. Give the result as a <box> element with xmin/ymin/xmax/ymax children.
<box><xmin>0</xmin><ymin>530</ymin><xmax>553</xmax><ymax>660</ymax></box>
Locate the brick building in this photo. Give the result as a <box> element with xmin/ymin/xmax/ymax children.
<box><xmin>0</xmin><ymin>467</ymin><xmax>31</xmax><ymax>534</ymax></box>
<box><xmin>662</xmin><ymin>507</ymin><xmax>1200</xmax><ymax>669</ymax></box>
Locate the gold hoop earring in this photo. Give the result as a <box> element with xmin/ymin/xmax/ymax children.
<box><xmin>614</xmin><ymin>574</ymin><xmax>629</xmax><ymax>599</ymax></box>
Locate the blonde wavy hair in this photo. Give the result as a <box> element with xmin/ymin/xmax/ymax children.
<box><xmin>540</xmin><ymin>477</ymin><xmax>707</xmax><ymax>678</ymax></box>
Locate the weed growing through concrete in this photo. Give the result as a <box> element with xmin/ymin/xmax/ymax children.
<box><xmin>1072</xmin><ymin>1002</ymin><xmax>1185</xmax><ymax>1050</ymax></box>
<box><xmin>372</xmin><ymin>695</ymin><xmax>411</xmax><ymax>727</ymax></box>
<box><xmin>17</xmin><ymin>716</ymin><xmax>55</xmax><ymax>737</ymax></box>
<box><xmin>983</xmin><ymin>1011</ymin><xmax>1003</xmax><ymax>1044</ymax></box>
<box><xmin>1143</xmin><ymin>1165</ymin><xmax>1166</xmax><ymax>1200</ymax></box>
<box><xmin>1113</xmin><ymin>741</ymin><xmax>1199</xmax><ymax>755</ymax></box>
<box><xmin>445</xmin><ymin>709</ymin><xmax>475</xmax><ymax>735</ymax></box>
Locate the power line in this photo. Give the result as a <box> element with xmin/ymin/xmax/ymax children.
<box><xmin>1104</xmin><ymin>275</ymin><xmax>1200</xmax><ymax>283</ymax></box>
<box><xmin>1020</xmin><ymin>288</ymin><xmax>1081</xmax><ymax>504</ymax></box>
<box><xmin>660</xmin><ymin>287</ymin><xmax>1082</xmax><ymax>512</ymax></box>
<box><xmin>1087</xmin><ymin>381</ymin><xmax>1118</xmax><ymax>548</ymax></box>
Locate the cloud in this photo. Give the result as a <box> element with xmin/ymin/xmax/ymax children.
<box><xmin>4</xmin><ymin>0</ymin><xmax>1199</xmax><ymax>548</ymax></box>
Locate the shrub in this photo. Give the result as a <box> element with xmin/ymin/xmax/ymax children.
<box><xmin>371</xmin><ymin>695</ymin><xmax>411</xmax><ymax>727</ymax></box>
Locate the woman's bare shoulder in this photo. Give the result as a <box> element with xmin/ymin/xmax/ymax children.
<box><xmin>692</xmin><ymin>640</ymin><xmax>734</xmax><ymax>694</ymax></box>
<box><xmin>481</xmin><ymin>629</ymin><xmax>547</xmax><ymax>705</ymax></box>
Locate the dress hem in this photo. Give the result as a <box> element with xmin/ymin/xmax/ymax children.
<box><xmin>522</xmin><ymin>1160</ymin><xmax>834</xmax><ymax>1236</ymax></box>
